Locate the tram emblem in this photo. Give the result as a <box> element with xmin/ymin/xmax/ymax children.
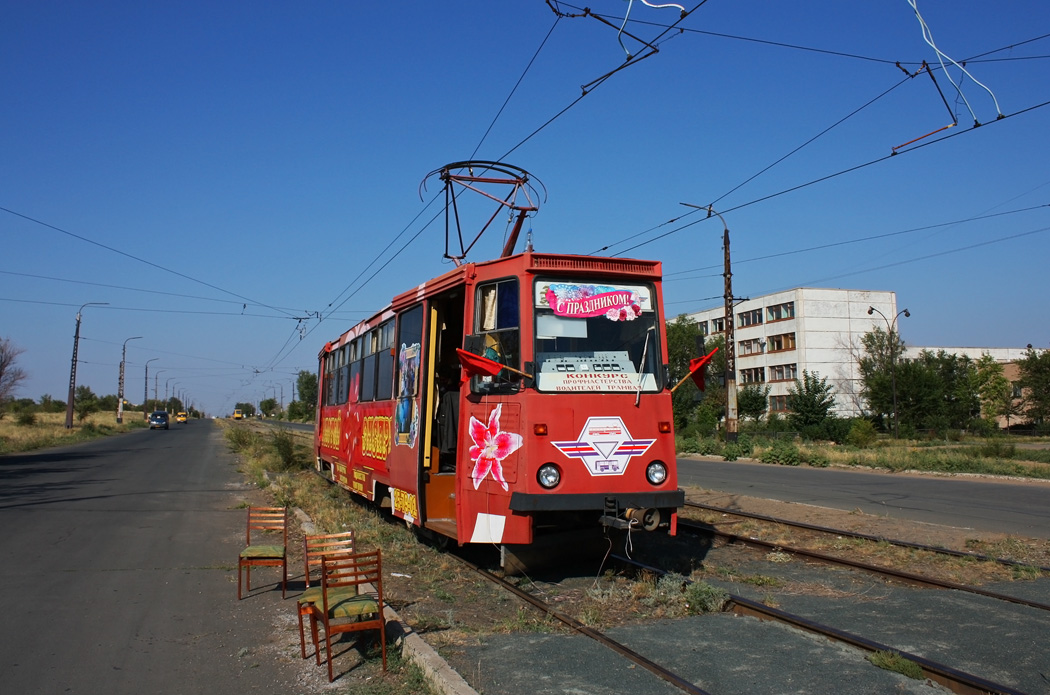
<box><xmin>552</xmin><ymin>417</ymin><xmax>655</xmax><ymax>476</ymax></box>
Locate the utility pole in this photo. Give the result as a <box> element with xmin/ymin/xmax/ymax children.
<box><xmin>144</xmin><ymin>359</ymin><xmax>158</xmax><ymax>419</ymax></box>
<box><xmin>117</xmin><ymin>336</ymin><xmax>142</xmax><ymax>424</ymax></box>
<box><xmin>680</xmin><ymin>203</ymin><xmax>736</xmax><ymax>441</ymax></box>
<box><xmin>65</xmin><ymin>302</ymin><xmax>108</xmax><ymax>428</ymax></box>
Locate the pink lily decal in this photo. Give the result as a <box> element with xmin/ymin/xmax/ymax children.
<box><xmin>468</xmin><ymin>404</ymin><xmax>522</xmax><ymax>491</ymax></box>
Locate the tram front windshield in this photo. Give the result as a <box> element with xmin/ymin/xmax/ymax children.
<box><xmin>533</xmin><ymin>279</ymin><xmax>661</xmax><ymax>393</ymax></box>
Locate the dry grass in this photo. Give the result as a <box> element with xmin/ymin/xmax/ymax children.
<box><xmin>0</xmin><ymin>411</ymin><xmax>147</xmax><ymax>454</ymax></box>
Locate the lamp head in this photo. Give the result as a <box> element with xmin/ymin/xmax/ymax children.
<box><xmin>903</xmin><ymin>309</ymin><xmax>910</xmax><ymax>318</ymax></box>
<box><xmin>867</xmin><ymin>306</ymin><xmax>874</xmax><ymax>315</ymax></box>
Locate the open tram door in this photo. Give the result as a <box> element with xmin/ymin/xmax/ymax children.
<box><xmin>418</xmin><ymin>288</ymin><xmax>465</xmax><ymax>542</ymax></box>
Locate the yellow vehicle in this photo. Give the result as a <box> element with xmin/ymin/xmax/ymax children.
<box><xmin>176</xmin><ymin>412</ymin><xmax>188</xmax><ymax>423</ymax></box>
<box><xmin>233</xmin><ymin>409</ymin><xmax>243</xmax><ymax>420</ymax></box>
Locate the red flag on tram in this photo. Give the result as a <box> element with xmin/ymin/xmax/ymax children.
<box><xmin>687</xmin><ymin>347</ymin><xmax>719</xmax><ymax>391</ymax></box>
<box><xmin>456</xmin><ymin>348</ymin><xmax>503</xmax><ymax>382</ymax></box>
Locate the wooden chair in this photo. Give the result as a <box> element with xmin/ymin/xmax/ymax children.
<box><xmin>307</xmin><ymin>549</ymin><xmax>386</xmax><ymax>681</ymax></box>
<box><xmin>237</xmin><ymin>506</ymin><xmax>288</xmax><ymax>600</ymax></box>
<box><xmin>296</xmin><ymin>530</ymin><xmax>356</xmax><ymax>659</ymax></box>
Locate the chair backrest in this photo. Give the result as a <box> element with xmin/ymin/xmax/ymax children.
<box><xmin>246</xmin><ymin>506</ymin><xmax>287</xmax><ymax>546</ymax></box>
<box><xmin>303</xmin><ymin>530</ymin><xmax>356</xmax><ymax>587</ymax></box>
<box><xmin>320</xmin><ymin>549</ymin><xmax>382</xmax><ymax>607</ymax></box>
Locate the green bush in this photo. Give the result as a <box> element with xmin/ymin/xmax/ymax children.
<box><xmin>760</xmin><ymin>439</ymin><xmax>801</xmax><ymax>466</ymax></box>
<box><xmin>722</xmin><ymin>443</ymin><xmax>744</xmax><ymax>461</ymax></box>
<box><xmin>269</xmin><ymin>427</ymin><xmax>308</xmax><ymax>471</ymax></box>
<box><xmin>676</xmin><ymin>436</ymin><xmax>701</xmax><ymax>454</ymax></box>
<box><xmin>977</xmin><ymin>439</ymin><xmax>1016</xmax><ymax>460</ymax></box>
<box><xmin>845</xmin><ymin>419</ymin><xmax>877</xmax><ymax>449</ymax></box>
<box><xmin>803</xmin><ymin>448</ymin><xmax>830</xmax><ymax>467</ymax></box>
<box><xmin>16</xmin><ymin>411</ymin><xmax>37</xmax><ymax>426</ymax></box>
<box><xmin>696</xmin><ymin>438</ymin><xmax>722</xmax><ymax>456</ymax></box>
<box><xmin>682</xmin><ymin>581</ymin><xmax>729</xmax><ymax>614</ymax></box>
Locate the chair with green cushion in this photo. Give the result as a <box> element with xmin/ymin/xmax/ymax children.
<box><xmin>237</xmin><ymin>506</ymin><xmax>287</xmax><ymax>600</ymax></box>
<box><xmin>307</xmin><ymin>549</ymin><xmax>386</xmax><ymax>680</ymax></box>
<box><xmin>297</xmin><ymin>530</ymin><xmax>356</xmax><ymax>659</ymax></box>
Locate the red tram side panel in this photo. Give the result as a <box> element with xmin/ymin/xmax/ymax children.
<box><xmin>314</xmin><ymin>252</ymin><xmax>684</xmax><ymax>549</ymax></box>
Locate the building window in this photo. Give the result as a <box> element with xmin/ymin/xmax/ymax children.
<box><xmin>768</xmin><ymin>332</ymin><xmax>796</xmax><ymax>352</ymax></box>
<box><xmin>769</xmin><ymin>394</ymin><xmax>788</xmax><ymax>412</ymax></box>
<box><xmin>711</xmin><ymin>317</ymin><xmax>725</xmax><ymax>333</ymax></box>
<box><xmin>739</xmin><ymin>338</ymin><xmax>764</xmax><ymax>356</ymax></box>
<box><xmin>740</xmin><ymin>367</ymin><xmax>765</xmax><ymax>384</ymax></box>
<box><xmin>697</xmin><ymin>320</ymin><xmax>709</xmax><ymax>337</ymax></box>
<box><xmin>767</xmin><ymin>301</ymin><xmax>795</xmax><ymax>322</ymax></box>
<box><xmin>738</xmin><ymin>308</ymin><xmax>763</xmax><ymax>327</ymax></box>
<box><xmin>769</xmin><ymin>363</ymin><xmax>798</xmax><ymax>382</ymax></box>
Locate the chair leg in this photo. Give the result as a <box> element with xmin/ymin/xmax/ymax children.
<box><xmin>380</xmin><ymin>618</ymin><xmax>387</xmax><ymax>671</ymax></box>
<box><xmin>297</xmin><ymin>609</ymin><xmax>308</xmax><ymax>659</ymax></box>
<box><xmin>325</xmin><ymin>624</ymin><xmax>335</xmax><ymax>682</ymax></box>
<box><xmin>281</xmin><ymin>560</ymin><xmax>287</xmax><ymax>599</ymax></box>
<box><xmin>237</xmin><ymin>561</ymin><xmax>242</xmax><ymax>600</ymax></box>
<box><xmin>309</xmin><ymin>613</ymin><xmax>322</xmax><ymax>666</ymax></box>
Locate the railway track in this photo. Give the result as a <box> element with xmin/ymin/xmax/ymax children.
<box><xmin>685</xmin><ymin>501</ymin><xmax>1050</xmax><ymax>573</ymax></box>
<box><xmin>446</xmin><ymin>545</ymin><xmax>1027</xmax><ymax>695</ymax></box>
<box><xmin>447</xmin><ymin>551</ymin><xmax>713</xmax><ymax>695</ymax></box>
<box><xmin>614</xmin><ymin>555</ymin><xmax>1027</xmax><ymax>695</ymax></box>
<box><xmin>678</xmin><ymin>518</ymin><xmax>1050</xmax><ymax>613</ymax></box>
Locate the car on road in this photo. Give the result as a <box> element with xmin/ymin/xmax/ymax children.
<box><xmin>175</xmin><ymin>411</ymin><xmax>188</xmax><ymax>423</ymax></box>
<box><xmin>149</xmin><ymin>411</ymin><xmax>169</xmax><ymax>430</ymax></box>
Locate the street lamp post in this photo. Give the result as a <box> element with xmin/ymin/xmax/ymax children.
<box><xmin>144</xmin><ymin>358</ymin><xmax>159</xmax><ymax>419</ymax></box>
<box><xmin>166</xmin><ymin>378</ymin><xmax>177</xmax><ymax>410</ymax></box>
<box><xmin>154</xmin><ymin>370</ymin><xmax>165</xmax><ymax>404</ymax></box>
<box><xmin>117</xmin><ymin>336</ymin><xmax>143</xmax><ymax>424</ymax></box>
<box><xmin>681</xmin><ymin>203</ymin><xmax>737</xmax><ymax>441</ymax></box>
<box><xmin>867</xmin><ymin>306</ymin><xmax>911</xmax><ymax>438</ymax></box>
<box><xmin>65</xmin><ymin>302</ymin><xmax>109</xmax><ymax>429</ymax></box>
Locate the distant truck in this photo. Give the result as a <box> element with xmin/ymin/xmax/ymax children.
<box><xmin>233</xmin><ymin>409</ymin><xmax>243</xmax><ymax>420</ymax></box>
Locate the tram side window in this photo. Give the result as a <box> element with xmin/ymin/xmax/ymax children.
<box><xmin>471</xmin><ymin>279</ymin><xmax>520</xmax><ymax>393</ymax></box>
<box><xmin>348</xmin><ymin>338</ymin><xmax>362</xmax><ymax>404</ymax></box>
<box><xmin>361</xmin><ymin>328</ymin><xmax>378</xmax><ymax>402</ymax></box>
<box><xmin>324</xmin><ymin>352</ymin><xmax>335</xmax><ymax>406</ymax></box>
<box><xmin>376</xmin><ymin>320</ymin><xmax>395</xmax><ymax>401</ymax></box>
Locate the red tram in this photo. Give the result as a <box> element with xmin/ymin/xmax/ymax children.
<box><xmin>314</xmin><ymin>252</ymin><xmax>684</xmax><ymax>551</ymax></box>
<box><xmin>314</xmin><ymin>163</ymin><xmax>684</xmax><ymax>564</ymax></box>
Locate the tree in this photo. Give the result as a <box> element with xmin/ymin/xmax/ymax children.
<box><xmin>0</xmin><ymin>337</ymin><xmax>28</xmax><ymax>419</ymax></box>
<box><xmin>38</xmin><ymin>394</ymin><xmax>66</xmax><ymax>414</ymax></box>
<box><xmin>665</xmin><ymin>316</ymin><xmax>724</xmax><ymax>436</ymax></box>
<box><xmin>260</xmin><ymin>397</ymin><xmax>279</xmax><ymax>417</ymax></box>
<box><xmin>857</xmin><ymin>326</ymin><xmax>905</xmax><ymax>428</ymax></box>
<box><xmin>74</xmin><ymin>385</ymin><xmax>99</xmax><ymax>422</ymax></box>
<box><xmin>736</xmin><ymin>384</ymin><xmax>770</xmax><ymax>423</ymax></box>
<box><xmin>297</xmin><ymin>370</ymin><xmax>318</xmax><ymax>419</ymax></box>
<box><xmin>975</xmin><ymin>354</ymin><xmax>1011</xmax><ymax>426</ymax></box>
<box><xmin>1017</xmin><ymin>345</ymin><xmax>1050</xmax><ymax>425</ymax></box>
<box><xmin>235</xmin><ymin>402</ymin><xmax>256</xmax><ymax>417</ymax></box>
<box><xmin>787</xmin><ymin>370</ymin><xmax>835</xmax><ymax>430</ymax></box>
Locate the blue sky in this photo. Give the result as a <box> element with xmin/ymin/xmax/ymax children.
<box><xmin>3</xmin><ymin>1</ymin><xmax>1048</xmax><ymax>417</ymax></box>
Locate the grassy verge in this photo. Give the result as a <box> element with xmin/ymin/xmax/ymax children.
<box><xmin>682</xmin><ymin>433</ymin><xmax>1050</xmax><ymax>480</ymax></box>
<box><xmin>0</xmin><ymin>411</ymin><xmax>148</xmax><ymax>454</ymax></box>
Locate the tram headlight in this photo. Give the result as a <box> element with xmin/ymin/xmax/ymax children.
<box><xmin>646</xmin><ymin>461</ymin><xmax>668</xmax><ymax>485</ymax></box>
<box><xmin>537</xmin><ymin>463</ymin><xmax>561</xmax><ymax>489</ymax></box>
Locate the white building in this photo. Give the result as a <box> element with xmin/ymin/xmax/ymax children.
<box><xmin>684</xmin><ymin>287</ymin><xmax>902</xmax><ymax>417</ymax></box>
<box><xmin>684</xmin><ymin>287</ymin><xmax>1034</xmax><ymax>421</ymax></box>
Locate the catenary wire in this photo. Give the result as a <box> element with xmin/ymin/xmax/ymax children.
<box><xmin>0</xmin><ymin>206</ymin><xmax>299</xmax><ymax>319</ymax></box>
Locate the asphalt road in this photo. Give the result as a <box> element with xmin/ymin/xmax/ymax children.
<box><xmin>677</xmin><ymin>456</ymin><xmax>1050</xmax><ymax>538</ymax></box>
<box><xmin>0</xmin><ymin>421</ymin><xmax>308</xmax><ymax>694</ymax></box>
